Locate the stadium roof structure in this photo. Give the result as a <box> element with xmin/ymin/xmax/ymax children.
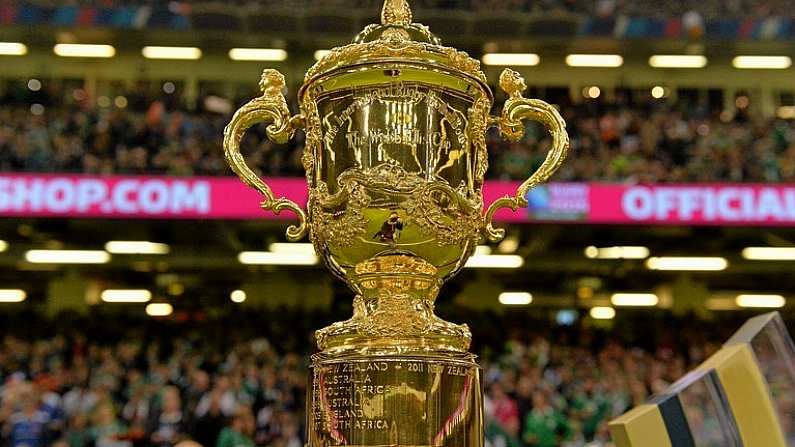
<box><xmin>3</xmin><ymin>1</ymin><xmax>795</xmax><ymax>41</ymax></box>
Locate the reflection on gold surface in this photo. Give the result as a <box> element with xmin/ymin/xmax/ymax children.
<box><xmin>222</xmin><ymin>1</ymin><xmax>569</xmax><ymax>446</ymax></box>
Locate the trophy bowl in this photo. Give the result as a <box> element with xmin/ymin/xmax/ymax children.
<box><xmin>223</xmin><ymin>1</ymin><xmax>569</xmax><ymax>445</ymax></box>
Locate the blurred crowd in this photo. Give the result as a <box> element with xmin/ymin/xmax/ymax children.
<box><xmin>33</xmin><ymin>0</ymin><xmax>795</xmax><ymax>19</ymax></box>
<box><xmin>0</xmin><ymin>318</ymin><xmax>728</xmax><ymax>447</ymax></box>
<box><xmin>288</xmin><ymin>0</ymin><xmax>793</xmax><ymax>19</ymax></box>
<box><xmin>481</xmin><ymin>339</ymin><xmax>703</xmax><ymax>447</ymax></box>
<box><xmin>0</xmin><ymin>105</ymin><xmax>238</xmax><ymax>178</ymax></box>
<box><xmin>511</xmin><ymin>102</ymin><xmax>795</xmax><ymax>184</ymax></box>
<box><xmin>2</xmin><ymin>82</ymin><xmax>795</xmax><ymax>184</ymax></box>
<box><xmin>0</xmin><ymin>334</ymin><xmax>306</xmax><ymax>447</ymax></box>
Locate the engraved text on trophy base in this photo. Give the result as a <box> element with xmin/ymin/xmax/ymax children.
<box><xmin>308</xmin><ymin>357</ymin><xmax>482</xmax><ymax>447</ymax></box>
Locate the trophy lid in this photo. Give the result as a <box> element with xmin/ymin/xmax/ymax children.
<box><xmin>302</xmin><ymin>0</ymin><xmax>491</xmax><ymax>99</ymax></box>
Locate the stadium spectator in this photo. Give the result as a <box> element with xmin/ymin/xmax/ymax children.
<box><xmin>2</xmin><ymin>383</ymin><xmax>51</xmax><ymax>447</ymax></box>
<box><xmin>148</xmin><ymin>387</ymin><xmax>187</xmax><ymax>446</ymax></box>
<box><xmin>88</xmin><ymin>402</ymin><xmax>130</xmax><ymax>447</ymax></box>
<box><xmin>192</xmin><ymin>389</ymin><xmax>226</xmax><ymax>447</ymax></box>
<box><xmin>216</xmin><ymin>406</ymin><xmax>256</xmax><ymax>447</ymax></box>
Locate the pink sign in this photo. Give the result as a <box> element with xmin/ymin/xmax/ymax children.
<box><xmin>0</xmin><ymin>174</ymin><xmax>303</xmax><ymax>220</ymax></box>
<box><xmin>1</xmin><ymin>174</ymin><xmax>795</xmax><ymax>226</ymax></box>
<box><xmin>587</xmin><ymin>184</ymin><xmax>795</xmax><ymax>225</ymax></box>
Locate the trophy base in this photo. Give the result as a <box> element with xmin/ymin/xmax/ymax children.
<box><xmin>314</xmin><ymin>297</ymin><xmax>472</xmax><ymax>356</ymax></box>
<box><xmin>307</xmin><ymin>351</ymin><xmax>483</xmax><ymax>447</ymax></box>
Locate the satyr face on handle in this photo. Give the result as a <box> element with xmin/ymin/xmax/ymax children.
<box><xmin>259</xmin><ymin>69</ymin><xmax>286</xmax><ymax>97</ymax></box>
<box><xmin>499</xmin><ymin>68</ymin><xmax>528</xmax><ymax>98</ymax></box>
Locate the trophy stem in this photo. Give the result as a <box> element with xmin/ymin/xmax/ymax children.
<box><xmin>315</xmin><ymin>254</ymin><xmax>472</xmax><ymax>356</ymax></box>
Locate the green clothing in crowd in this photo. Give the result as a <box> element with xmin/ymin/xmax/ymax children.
<box><xmin>216</xmin><ymin>427</ymin><xmax>255</xmax><ymax>447</ymax></box>
<box><xmin>571</xmin><ymin>394</ymin><xmax>610</xmax><ymax>438</ymax></box>
<box><xmin>522</xmin><ymin>407</ymin><xmax>569</xmax><ymax>447</ymax></box>
<box><xmin>485</xmin><ymin>421</ymin><xmax>522</xmax><ymax>447</ymax></box>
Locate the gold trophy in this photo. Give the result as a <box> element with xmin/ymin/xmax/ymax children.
<box><xmin>223</xmin><ymin>1</ymin><xmax>569</xmax><ymax>445</ymax></box>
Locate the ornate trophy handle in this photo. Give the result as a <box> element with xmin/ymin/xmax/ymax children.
<box><xmin>223</xmin><ymin>69</ymin><xmax>308</xmax><ymax>241</ymax></box>
<box><xmin>483</xmin><ymin>69</ymin><xmax>570</xmax><ymax>242</ymax></box>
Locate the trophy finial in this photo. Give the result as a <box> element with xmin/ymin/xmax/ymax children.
<box><xmin>381</xmin><ymin>0</ymin><xmax>412</xmax><ymax>25</ymax></box>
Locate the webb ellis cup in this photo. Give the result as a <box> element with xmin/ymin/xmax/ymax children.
<box><xmin>223</xmin><ymin>0</ymin><xmax>570</xmax><ymax>445</ymax></box>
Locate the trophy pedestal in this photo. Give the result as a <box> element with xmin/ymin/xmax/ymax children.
<box><xmin>307</xmin><ymin>352</ymin><xmax>483</xmax><ymax>447</ymax></box>
<box><xmin>307</xmin><ymin>257</ymin><xmax>483</xmax><ymax>447</ymax></box>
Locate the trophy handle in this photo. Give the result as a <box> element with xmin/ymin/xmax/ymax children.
<box><xmin>483</xmin><ymin>69</ymin><xmax>570</xmax><ymax>242</ymax></box>
<box><xmin>223</xmin><ymin>69</ymin><xmax>308</xmax><ymax>241</ymax></box>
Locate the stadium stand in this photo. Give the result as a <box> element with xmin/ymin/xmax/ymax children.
<box><xmin>1</xmin><ymin>0</ymin><xmax>795</xmax><ymax>39</ymax></box>
<box><xmin>0</xmin><ymin>311</ymin><xmax>752</xmax><ymax>447</ymax></box>
<box><xmin>0</xmin><ymin>84</ymin><xmax>793</xmax><ymax>183</ymax></box>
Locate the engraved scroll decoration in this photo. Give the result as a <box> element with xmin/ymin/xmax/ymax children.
<box><xmin>310</xmin><ymin>163</ymin><xmax>482</xmax><ymax>250</ymax></box>
<box><xmin>223</xmin><ymin>69</ymin><xmax>309</xmax><ymax>241</ymax></box>
<box><xmin>483</xmin><ymin>69</ymin><xmax>571</xmax><ymax>242</ymax></box>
